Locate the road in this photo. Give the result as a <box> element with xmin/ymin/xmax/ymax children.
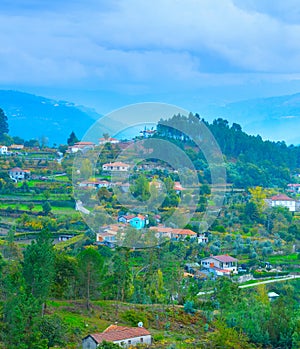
<box><xmin>197</xmin><ymin>275</ymin><xmax>300</xmax><ymax>296</ymax></box>
<box><xmin>239</xmin><ymin>275</ymin><xmax>300</xmax><ymax>288</ymax></box>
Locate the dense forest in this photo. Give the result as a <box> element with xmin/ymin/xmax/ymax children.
<box><xmin>156</xmin><ymin>114</ymin><xmax>300</xmax><ymax>188</ymax></box>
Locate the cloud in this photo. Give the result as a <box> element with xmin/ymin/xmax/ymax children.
<box><xmin>1</xmin><ymin>0</ymin><xmax>300</xmax><ymax>95</ymax></box>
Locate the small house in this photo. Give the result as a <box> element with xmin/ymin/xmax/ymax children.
<box><xmin>270</xmin><ymin>194</ymin><xmax>296</xmax><ymax>212</ymax></box>
<box><xmin>0</xmin><ymin>145</ymin><xmax>8</xmax><ymax>155</ymax></box>
<box><xmin>96</xmin><ymin>232</ymin><xmax>117</xmax><ymax>248</ymax></box>
<box><xmin>69</xmin><ymin>142</ymin><xmax>95</xmax><ymax>153</ymax></box>
<box><xmin>200</xmin><ymin>254</ymin><xmax>238</xmax><ymax>274</ymax></box>
<box><xmin>102</xmin><ymin>162</ymin><xmax>130</xmax><ymax>172</ymax></box>
<box><xmin>82</xmin><ymin>325</ymin><xmax>151</xmax><ymax>349</ymax></box>
<box><xmin>118</xmin><ymin>214</ymin><xmax>148</xmax><ymax>229</ymax></box>
<box><xmin>79</xmin><ymin>179</ymin><xmax>110</xmax><ymax>189</ymax></box>
<box><xmin>99</xmin><ymin>137</ymin><xmax>120</xmax><ymax>145</ymax></box>
<box><xmin>287</xmin><ymin>183</ymin><xmax>300</xmax><ymax>193</ymax></box>
<box><xmin>8</xmin><ymin>167</ymin><xmax>31</xmax><ymax>181</ymax></box>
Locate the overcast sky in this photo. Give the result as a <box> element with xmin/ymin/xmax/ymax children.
<box><xmin>1</xmin><ymin>0</ymin><xmax>300</xmax><ymax>113</ymax></box>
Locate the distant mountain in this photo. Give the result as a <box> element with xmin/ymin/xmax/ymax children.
<box><xmin>200</xmin><ymin>93</ymin><xmax>300</xmax><ymax>145</ymax></box>
<box><xmin>0</xmin><ymin>90</ymin><xmax>99</xmax><ymax>145</ymax></box>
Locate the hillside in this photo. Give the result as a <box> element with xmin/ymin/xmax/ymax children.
<box><xmin>0</xmin><ymin>90</ymin><xmax>98</xmax><ymax>145</ymax></box>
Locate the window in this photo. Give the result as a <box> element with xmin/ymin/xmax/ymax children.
<box><xmin>140</xmin><ymin>338</ymin><xmax>144</xmax><ymax>343</ymax></box>
<box><xmin>128</xmin><ymin>340</ymin><xmax>131</xmax><ymax>345</ymax></box>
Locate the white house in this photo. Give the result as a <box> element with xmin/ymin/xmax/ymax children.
<box><xmin>287</xmin><ymin>183</ymin><xmax>300</xmax><ymax>193</ymax></box>
<box><xmin>270</xmin><ymin>194</ymin><xmax>296</xmax><ymax>212</ymax></box>
<box><xmin>102</xmin><ymin>162</ymin><xmax>130</xmax><ymax>172</ymax></box>
<box><xmin>68</xmin><ymin>142</ymin><xmax>95</xmax><ymax>153</ymax></box>
<box><xmin>96</xmin><ymin>232</ymin><xmax>117</xmax><ymax>247</ymax></box>
<box><xmin>198</xmin><ymin>233</ymin><xmax>209</xmax><ymax>244</ymax></box>
<box><xmin>150</xmin><ymin>226</ymin><xmax>197</xmax><ymax>240</ymax></box>
<box><xmin>8</xmin><ymin>167</ymin><xmax>31</xmax><ymax>181</ymax></box>
<box><xmin>0</xmin><ymin>145</ymin><xmax>8</xmax><ymax>155</ymax></box>
<box><xmin>82</xmin><ymin>325</ymin><xmax>151</xmax><ymax>349</ymax></box>
<box><xmin>200</xmin><ymin>254</ymin><xmax>238</xmax><ymax>274</ymax></box>
<box><xmin>79</xmin><ymin>179</ymin><xmax>110</xmax><ymax>189</ymax></box>
<box><xmin>99</xmin><ymin>137</ymin><xmax>120</xmax><ymax>145</ymax></box>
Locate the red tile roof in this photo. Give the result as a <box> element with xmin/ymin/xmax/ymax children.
<box><xmin>271</xmin><ymin>194</ymin><xmax>294</xmax><ymax>201</ymax></box>
<box><xmin>213</xmin><ymin>254</ymin><xmax>238</xmax><ymax>263</ymax></box>
<box><xmin>103</xmin><ymin>162</ymin><xmax>130</xmax><ymax>167</ymax></box>
<box><xmin>9</xmin><ymin>167</ymin><xmax>23</xmax><ymax>172</ymax></box>
<box><xmin>87</xmin><ymin>325</ymin><xmax>151</xmax><ymax>343</ymax></box>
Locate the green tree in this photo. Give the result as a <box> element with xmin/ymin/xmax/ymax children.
<box><xmin>23</xmin><ymin>230</ymin><xmax>55</xmax><ymax>315</ymax></box>
<box><xmin>38</xmin><ymin>314</ymin><xmax>67</xmax><ymax>348</ymax></box>
<box><xmin>67</xmin><ymin>131</ymin><xmax>79</xmax><ymax>146</ymax></box>
<box><xmin>42</xmin><ymin>201</ymin><xmax>52</xmax><ymax>215</ymax></box>
<box><xmin>0</xmin><ymin>108</ymin><xmax>9</xmax><ymax>140</ymax></box>
<box><xmin>77</xmin><ymin>247</ymin><xmax>105</xmax><ymax>310</ymax></box>
<box><xmin>52</xmin><ymin>252</ymin><xmax>78</xmax><ymax>299</ymax></box>
<box><xmin>130</xmin><ymin>174</ymin><xmax>150</xmax><ymax>201</ymax></box>
<box><xmin>80</xmin><ymin>158</ymin><xmax>93</xmax><ymax>179</ymax></box>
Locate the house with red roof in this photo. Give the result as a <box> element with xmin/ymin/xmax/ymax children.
<box><xmin>287</xmin><ymin>183</ymin><xmax>300</xmax><ymax>194</ymax></box>
<box><xmin>82</xmin><ymin>324</ymin><xmax>152</xmax><ymax>348</ymax></box>
<box><xmin>200</xmin><ymin>254</ymin><xmax>238</xmax><ymax>275</ymax></box>
<box><xmin>270</xmin><ymin>194</ymin><xmax>296</xmax><ymax>212</ymax></box>
<box><xmin>79</xmin><ymin>179</ymin><xmax>110</xmax><ymax>189</ymax></box>
<box><xmin>99</xmin><ymin>137</ymin><xmax>120</xmax><ymax>145</ymax></box>
<box><xmin>8</xmin><ymin>167</ymin><xmax>31</xmax><ymax>181</ymax></box>
<box><xmin>102</xmin><ymin>162</ymin><xmax>130</xmax><ymax>172</ymax></box>
<box><xmin>68</xmin><ymin>141</ymin><xmax>95</xmax><ymax>153</ymax></box>
<box><xmin>150</xmin><ymin>226</ymin><xmax>197</xmax><ymax>240</ymax></box>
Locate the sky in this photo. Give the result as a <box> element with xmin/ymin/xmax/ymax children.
<box><xmin>1</xmin><ymin>0</ymin><xmax>300</xmax><ymax>115</ymax></box>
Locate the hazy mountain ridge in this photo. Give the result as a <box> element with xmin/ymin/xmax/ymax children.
<box><xmin>0</xmin><ymin>90</ymin><xmax>98</xmax><ymax>145</ymax></box>
<box><xmin>3</xmin><ymin>90</ymin><xmax>300</xmax><ymax>145</ymax></box>
<box><xmin>200</xmin><ymin>92</ymin><xmax>300</xmax><ymax>145</ymax></box>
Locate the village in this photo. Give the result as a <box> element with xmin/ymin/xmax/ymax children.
<box><xmin>0</xmin><ymin>129</ymin><xmax>299</xmax><ymax>348</ymax></box>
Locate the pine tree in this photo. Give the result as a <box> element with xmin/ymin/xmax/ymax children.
<box><xmin>0</xmin><ymin>108</ymin><xmax>8</xmax><ymax>140</ymax></box>
<box><xmin>67</xmin><ymin>131</ymin><xmax>79</xmax><ymax>146</ymax></box>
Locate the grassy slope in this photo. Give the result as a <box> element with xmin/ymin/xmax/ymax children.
<box><xmin>46</xmin><ymin>300</ymin><xmax>208</xmax><ymax>349</ymax></box>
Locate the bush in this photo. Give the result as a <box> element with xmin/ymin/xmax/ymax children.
<box><xmin>253</xmin><ymin>271</ymin><xmax>289</xmax><ymax>278</ymax></box>
<box><xmin>183</xmin><ymin>300</ymin><xmax>196</xmax><ymax>314</ymax></box>
<box><xmin>120</xmin><ymin>310</ymin><xmax>149</xmax><ymax>328</ymax></box>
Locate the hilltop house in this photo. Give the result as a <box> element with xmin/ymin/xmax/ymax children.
<box><xmin>99</xmin><ymin>137</ymin><xmax>120</xmax><ymax>145</ymax></box>
<box><xmin>270</xmin><ymin>194</ymin><xmax>296</xmax><ymax>212</ymax></box>
<box><xmin>82</xmin><ymin>325</ymin><xmax>151</xmax><ymax>349</ymax></box>
<box><xmin>8</xmin><ymin>167</ymin><xmax>31</xmax><ymax>181</ymax></box>
<box><xmin>200</xmin><ymin>254</ymin><xmax>238</xmax><ymax>275</ymax></box>
<box><xmin>68</xmin><ymin>142</ymin><xmax>95</xmax><ymax>153</ymax></box>
<box><xmin>102</xmin><ymin>162</ymin><xmax>130</xmax><ymax>172</ymax></box>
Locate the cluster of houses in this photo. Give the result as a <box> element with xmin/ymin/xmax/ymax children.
<box><xmin>96</xmin><ymin>222</ymin><xmax>209</xmax><ymax>248</ymax></box>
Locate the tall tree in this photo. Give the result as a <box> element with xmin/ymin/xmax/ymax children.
<box><xmin>77</xmin><ymin>247</ymin><xmax>105</xmax><ymax>310</ymax></box>
<box><xmin>0</xmin><ymin>108</ymin><xmax>9</xmax><ymax>140</ymax></box>
<box><xmin>23</xmin><ymin>230</ymin><xmax>55</xmax><ymax>316</ymax></box>
<box><xmin>67</xmin><ymin>131</ymin><xmax>79</xmax><ymax>146</ymax></box>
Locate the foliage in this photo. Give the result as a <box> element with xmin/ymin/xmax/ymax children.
<box><xmin>0</xmin><ymin>108</ymin><xmax>9</xmax><ymax>140</ymax></box>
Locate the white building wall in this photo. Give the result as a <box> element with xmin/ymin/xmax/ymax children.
<box><xmin>114</xmin><ymin>335</ymin><xmax>152</xmax><ymax>347</ymax></box>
